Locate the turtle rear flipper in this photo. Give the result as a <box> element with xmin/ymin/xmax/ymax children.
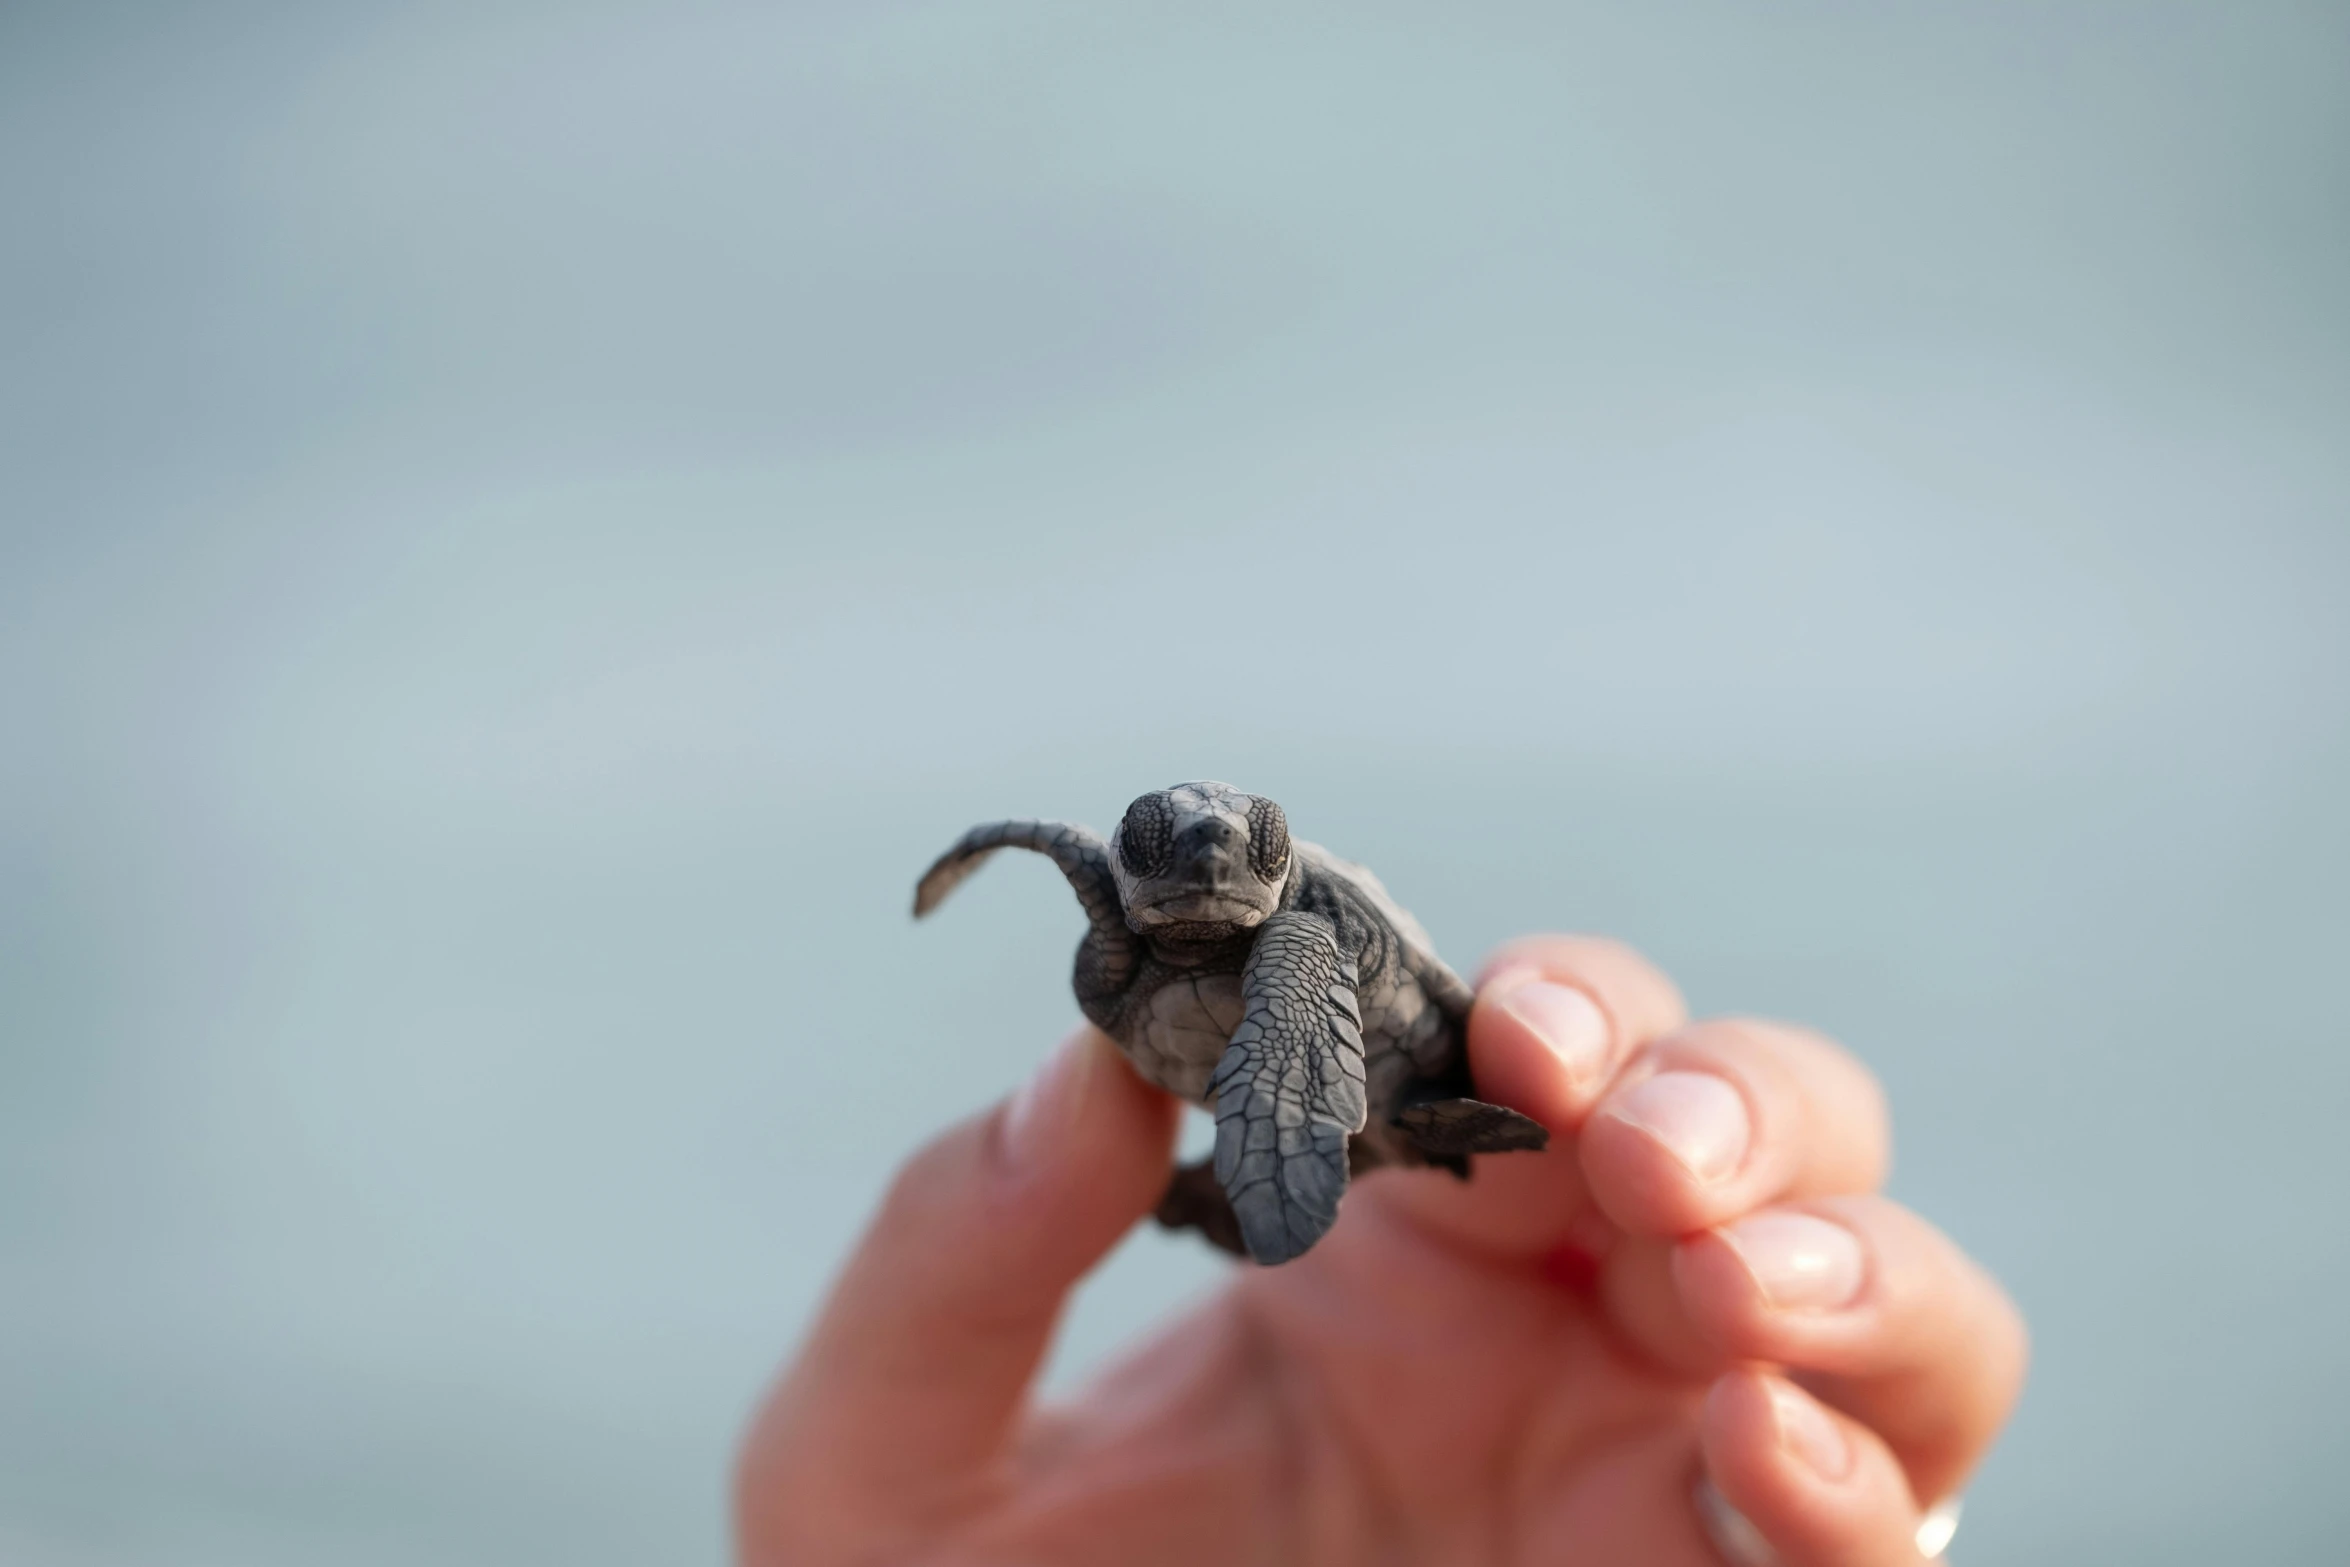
<box><xmin>1153</xmin><ymin>1159</ymin><xmax>1246</xmax><ymax>1256</ymax></box>
<box><xmin>1390</xmin><ymin>1097</ymin><xmax>1550</xmax><ymax>1164</ymax></box>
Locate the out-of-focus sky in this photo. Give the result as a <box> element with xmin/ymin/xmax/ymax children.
<box><xmin>2</xmin><ymin>3</ymin><xmax>2345</xmax><ymax>1563</ymax></box>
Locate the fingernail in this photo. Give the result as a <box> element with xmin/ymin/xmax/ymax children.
<box><xmin>1768</xmin><ymin>1380</ymin><xmax>1854</xmax><ymax>1481</ymax></box>
<box><xmin>1491</xmin><ymin>977</ymin><xmax>1613</xmax><ymax>1086</ymax></box>
<box><xmin>1608</xmin><ymin>1071</ymin><xmax>1749</xmax><ymax>1183</ymax></box>
<box><xmin>1718</xmin><ymin>1211</ymin><xmax>1867</xmax><ymax>1312</ymax></box>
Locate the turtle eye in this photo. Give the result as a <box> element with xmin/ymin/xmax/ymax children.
<box><xmin>1118</xmin><ymin>792</ymin><xmax>1175</xmax><ymax>877</ymax></box>
<box><xmin>1246</xmin><ymin>797</ymin><xmax>1290</xmax><ymax>881</ymax></box>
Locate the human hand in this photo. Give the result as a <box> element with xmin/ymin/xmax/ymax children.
<box><xmin>736</xmin><ymin>936</ymin><xmax>2026</xmax><ymax>1565</ymax></box>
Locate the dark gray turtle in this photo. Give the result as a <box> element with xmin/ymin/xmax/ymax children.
<box><xmin>914</xmin><ymin>781</ymin><xmax>1548</xmax><ymax>1265</ymax></box>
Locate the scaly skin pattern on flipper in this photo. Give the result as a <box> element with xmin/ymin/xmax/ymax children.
<box><xmin>913</xmin><ymin>783</ymin><xmax>1547</xmax><ymax>1264</ymax></box>
<box><xmin>1209</xmin><ymin>914</ymin><xmax>1370</xmax><ymax>1264</ymax></box>
<box><xmin>912</xmin><ymin>818</ymin><xmax>1138</xmax><ymax>1026</ymax></box>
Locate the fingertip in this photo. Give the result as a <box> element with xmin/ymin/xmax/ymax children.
<box><xmin>1580</xmin><ymin>1017</ymin><xmax>1887</xmax><ymax>1239</ymax></box>
<box><xmin>1001</xmin><ymin>1027</ymin><xmax>1170</xmax><ymax>1165</ymax></box>
<box><xmin>1581</xmin><ymin>1065</ymin><xmax>1770</xmax><ymax>1236</ymax></box>
<box><xmin>1474</xmin><ymin>935</ymin><xmax>1689</xmax><ymax>1038</ymax></box>
<box><xmin>852</xmin><ymin>1028</ymin><xmax>1177</xmax><ymax>1345</ymax></box>
<box><xmin>751</xmin><ymin>1027</ymin><xmax>1182</xmax><ymax>1518</ymax></box>
<box><xmin>1369</xmin><ymin>937</ymin><xmax>1682</xmax><ymax>1261</ymax></box>
<box><xmin>1465</xmin><ymin>935</ymin><xmax>1683</xmax><ymax>1131</ymax></box>
<box><xmin>1470</xmin><ymin>971</ymin><xmax>1621</xmax><ymax>1128</ymax></box>
<box><xmin>1670</xmin><ymin>1206</ymin><xmax>1873</xmax><ymax>1360</ymax></box>
<box><xmin>988</xmin><ymin>1026</ymin><xmax>1181</xmax><ymax>1266</ymax></box>
<box><xmin>1705</xmin><ymin>1369</ymin><xmax>1855</xmax><ymax>1486</ymax></box>
<box><xmin>1701</xmin><ymin>1371</ymin><xmax>1926</xmax><ymax>1566</ymax></box>
<box><xmin>1677</xmin><ymin>1195</ymin><xmax>2026</xmax><ymax>1507</ymax></box>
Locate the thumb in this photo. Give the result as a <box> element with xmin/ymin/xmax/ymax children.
<box><xmin>736</xmin><ymin>1026</ymin><xmax>1178</xmax><ymax>1560</ymax></box>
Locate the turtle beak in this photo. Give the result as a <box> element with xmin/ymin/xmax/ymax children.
<box><xmin>1172</xmin><ymin>817</ymin><xmax>1244</xmax><ymax>892</ymax></box>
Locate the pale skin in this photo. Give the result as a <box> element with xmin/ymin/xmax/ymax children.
<box><xmin>737</xmin><ymin>936</ymin><xmax>2028</xmax><ymax>1565</ymax></box>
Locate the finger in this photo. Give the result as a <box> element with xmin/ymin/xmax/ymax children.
<box><xmin>1369</xmin><ymin>935</ymin><xmax>1687</xmax><ymax>1256</ymax></box>
<box><xmin>1583</xmin><ymin>1023</ymin><xmax>1889</xmax><ymax>1373</ymax></box>
<box><xmin>1701</xmin><ymin>1371</ymin><xmax>1931</xmax><ymax>1567</ymax></box>
<box><xmin>1472</xmin><ymin>934</ymin><xmax>1692</xmax><ymax>1129</ymax></box>
<box><xmin>1579</xmin><ymin>1018</ymin><xmax>1889</xmax><ymax>1239</ymax></box>
<box><xmin>1674</xmin><ymin>1196</ymin><xmax>2028</xmax><ymax>1505</ymax></box>
<box><xmin>735</xmin><ymin>1027</ymin><xmax>1179</xmax><ymax>1551</ymax></box>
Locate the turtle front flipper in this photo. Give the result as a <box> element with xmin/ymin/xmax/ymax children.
<box><xmin>1210</xmin><ymin>914</ymin><xmax>1370</xmax><ymax>1265</ymax></box>
<box><xmin>914</xmin><ymin>818</ymin><xmax>1119</xmax><ymax>922</ymax></box>
<box><xmin>913</xmin><ymin>819</ymin><xmax>1139</xmax><ymax>1016</ymax></box>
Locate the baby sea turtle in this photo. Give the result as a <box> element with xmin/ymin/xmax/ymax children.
<box><xmin>914</xmin><ymin>781</ymin><xmax>1548</xmax><ymax>1265</ymax></box>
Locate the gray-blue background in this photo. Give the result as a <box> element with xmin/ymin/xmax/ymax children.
<box><xmin>4</xmin><ymin>4</ymin><xmax>2345</xmax><ymax>1562</ymax></box>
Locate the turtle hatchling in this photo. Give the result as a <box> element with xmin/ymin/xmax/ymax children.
<box><xmin>913</xmin><ymin>781</ymin><xmax>1548</xmax><ymax>1265</ymax></box>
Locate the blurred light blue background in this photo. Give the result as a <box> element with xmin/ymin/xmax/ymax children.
<box><xmin>3</xmin><ymin>3</ymin><xmax>2346</xmax><ymax>1563</ymax></box>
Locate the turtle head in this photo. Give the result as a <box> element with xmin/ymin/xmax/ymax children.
<box><xmin>1109</xmin><ymin>781</ymin><xmax>1291</xmax><ymax>940</ymax></box>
